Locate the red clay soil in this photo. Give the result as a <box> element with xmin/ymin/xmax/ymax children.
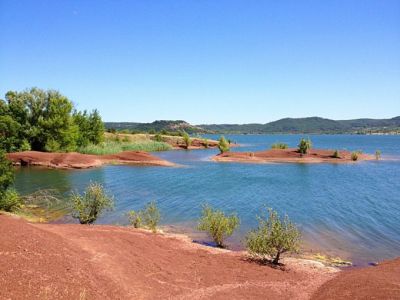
<box><xmin>213</xmin><ymin>148</ymin><xmax>375</xmax><ymax>164</ymax></box>
<box><xmin>1</xmin><ymin>215</ymin><xmax>398</xmax><ymax>299</ymax></box>
<box><xmin>312</xmin><ymin>258</ymin><xmax>400</xmax><ymax>299</ymax></box>
<box><xmin>6</xmin><ymin>151</ymin><xmax>174</xmax><ymax>169</ymax></box>
<box><xmin>0</xmin><ymin>215</ymin><xmax>338</xmax><ymax>300</ymax></box>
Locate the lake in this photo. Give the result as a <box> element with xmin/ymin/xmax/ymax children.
<box><xmin>14</xmin><ymin>134</ymin><xmax>400</xmax><ymax>266</ymax></box>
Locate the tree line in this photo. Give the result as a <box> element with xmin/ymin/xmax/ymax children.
<box><xmin>0</xmin><ymin>88</ymin><xmax>104</xmax><ymax>153</ymax></box>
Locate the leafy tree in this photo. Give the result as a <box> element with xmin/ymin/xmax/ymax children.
<box><xmin>218</xmin><ymin>136</ymin><xmax>230</xmax><ymax>154</ymax></box>
<box><xmin>0</xmin><ymin>88</ymin><xmax>104</xmax><ymax>153</ymax></box>
<box><xmin>198</xmin><ymin>204</ymin><xmax>239</xmax><ymax>248</ymax></box>
<box><xmin>71</xmin><ymin>182</ymin><xmax>114</xmax><ymax>224</ymax></box>
<box><xmin>298</xmin><ymin>138</ymin><xmax>312</xmax><ymax>155</ymax></box>
<box><xmin>246</xmin><ymin>208</ymin><xmax>301</xmax><ymax>265</ymax></box>
<box><xmin>127</xmin><ymin>210</ymin><xmax>142</xmax><ymax>228</ymax></box>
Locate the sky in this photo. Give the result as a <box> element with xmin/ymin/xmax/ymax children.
<box><xmin>0</xmin><ymin>0</ymin><xmax>399</xmax><ymax>124</ymax></box>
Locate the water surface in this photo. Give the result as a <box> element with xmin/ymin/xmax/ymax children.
<box><xmin>14</xmin><ymin>135</ymin><xmax>400</xmax><ymax>265</ymax></box>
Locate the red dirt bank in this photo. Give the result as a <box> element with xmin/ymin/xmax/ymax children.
<box><xmin>1</xmin><ymin>215</ymin><xmax>398</xmax><ymax>299</ymax></box>
<box><xmin>6</xmin><ymin>151</ymin><xmax>174</xmax><ymax>169</ymax></box>
<box><xmin>213</xmin><ymin>148</ymin><xmax>375</xmax><ymax>164</ymax></box>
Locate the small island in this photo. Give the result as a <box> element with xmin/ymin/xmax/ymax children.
<box><xmin>213</xmin><ymin>139</ymin><xmax>377</xmax><ymax>164</ymax></box>
<box><xmin>7</xmin><ymin>150</ymin><xmax>175</xmax><ymax>169</ymax></box>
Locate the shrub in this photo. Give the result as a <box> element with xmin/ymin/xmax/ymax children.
<box><xmin>154</xmin><ymin>133</ymin><xmax>163</xmax><ymax>142</ymax></box>
<box><xmin>298</xmin><ymin>138</ymin><xmax>312</xmax><ymax>155</ymax></box>
<box><xmin>71</xmin><ymin>182</ymin><xmax>114</xmax><ymax>224</ymax></box>
<box><xmin>127</xmin><ymin>210</ymin><xmax>142</xmax><ymax>228</ymax></box>
<box><xmin>271</xmin><ymin>143</ymin><xmax>288</xmax><ymax>149</ymax></box>
<box><xmin>245</xmin><ymin>207</ymin><xmax>301</xmax><ymax>265</ymax></box>
<box><xmin>182</xmin><ymin>132</ymin><xmax>191</xmax><ymax>149</ymax></box>
<box><xmin>142</xmin><ymin>201</ymin><xmax>160</xmax><ymax>232</ymax></box>
<box><xmin>203</xmin><ymin>138</ymin><xmax>209</xmax><ymax>149</ymax></box>
<box><xmin>351</xmin><ymin>152</ymin><xmax>358</xmax><ymax>161</ymax></box>
<box><xmin>375</xmin><ymin>150</ymin><xmax>381</xmax><ymax>160</ymax></box>
<box><xmin>0</xmin><ymin>189</ymin><xmax>22</xmax><ymax>212</ymax></box>
<box><xmin>0</xmin><ymin>151</ymin><xmax>14</xmax><ymax>192</ymax></box>
<box><xmin>333</xmin><ymin>150</ymin><xmax>340</xmax><ymax>158</ymax></box>
<box><xmin>218</xmin><ymin>136</ymin><xmax>230</xmax><ymax>154</ymax></box>
<box><xmin>197</xmin><ymin>204</ymin><xmax>239</xmax><ymax>248</ymax></box>
<box><xmin>127</xmin><ymin>201</ymin><xmax>160</xmax><ymax>232</ymax></box>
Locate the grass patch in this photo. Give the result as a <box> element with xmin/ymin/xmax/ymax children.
<box><xmin>78</xmin><ymin>140</ymin><xmax>172</xmax><ymax>155</ymax></box>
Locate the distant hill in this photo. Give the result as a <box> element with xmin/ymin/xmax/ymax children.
<box><xmin>105</xmin><ymin>116</ymin><xmax>400</xmax><ymax>134</ymax></box>
<box><xmin>200</xmin><ymin>116</ymin><xmax>400</xmax><ymax>134</ymax></box>
<box><xmin>104</xmin><ymin>120</ymin><xmax>208</xmax><ymax>134</ymax></box>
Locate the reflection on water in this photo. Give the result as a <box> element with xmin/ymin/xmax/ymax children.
<box><xmin>14</xmin><ymin>134</ymin><xmax>400</xmax><ymax>265</ymax></box>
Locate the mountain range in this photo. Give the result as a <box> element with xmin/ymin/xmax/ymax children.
<box><xmin>105</xmin><ymin>116</ymin><xmax>400</xmax><ymax>134</ymax></box>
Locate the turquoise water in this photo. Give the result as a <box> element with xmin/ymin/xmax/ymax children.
<box><xmin>14</xmin><ymin>135</ymin><xmax>400</xmax><ymax>265</ymax></box>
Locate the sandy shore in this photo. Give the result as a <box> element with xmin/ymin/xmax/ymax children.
<box><xmin>1</xmin><ymin>214</ymin><xmax>398</xmax><ymax>299</ymax></box>
<box><xmin>213</xmin><ymin>148</ymin><xmax>375</xmax><ymax>164</ymax></box>
<box><xmin>6</xmin><ymin>150</ymin><xmax>174</xmax><ymax>169</ymax></box>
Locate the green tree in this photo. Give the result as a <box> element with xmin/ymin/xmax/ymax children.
<box><xmin>127</xmin><ymin>201</ymin><xmax>160</xmax><ymax>232</ymax></box>
<box><xmin>0</xmin><ymin>151</ymin><xmax>14</xmax><ymax>193</ymax></box>
<box><xmin>71</xmin><ymin>182</ymin><xmax>114</xmax><ymax>224</ymax></box>
<box><xmin>218</xmin><ymin>136</ymin><xmax>230</xmax><ymax>154</ymax></box>
<box><xmin>198</xmin><ymin>204</ymin><xmax>239</xmax><ymax>248</ymax></box>
<box><xmin>0</xmin><ymin>88</ymin><xmax>104</xmax><ymax>153</ymax></box>
<box><xmin>245</xmin><ymin>208</ymin><xmax>301</xmax><ymax>265</ymax></box>
<box><xmin>298</xmin><ymin>138</ymin><xmax>312</xmax><ymax>155</ymax></box>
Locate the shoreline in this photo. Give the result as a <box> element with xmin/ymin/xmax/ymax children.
<box><xmin>1</xmin><ymin>213</ymin><xmax>399</xmax><ymax>299</ymax></box>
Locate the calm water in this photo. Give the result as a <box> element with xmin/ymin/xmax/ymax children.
<box><xmin>14</xmin><ymin>135</ymin><xmax>400</xmax><ymax>265</ymax></box>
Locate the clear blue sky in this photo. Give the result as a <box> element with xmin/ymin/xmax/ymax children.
<box><xmin>0</xmin><ymin>0</ymin><xmax>399</xmax><ymax>123</ymax></box>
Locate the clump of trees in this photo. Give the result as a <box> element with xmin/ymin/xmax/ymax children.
<box><xmin>218</xmin><ymin>136</ymin><xmax>230</xmax><ymax>154</ymax></box>
<box><xmin>127</xmin><ymin>201</ymin><xmax>160</xmax><ymax>232</ymax></box>
<box><xmin>271</xmin><ymin>143</ymin><xmax>288</xmax><ymax>149</ymax></box>
<box><xmin>197</xmin><ymin>204</ymin><xmax>239</xmax><ymax>248</ymax></box>
<box><xmin>71</xmin><ymin>182</ymin><xmax>114</xmax><ymax>224</ymax></box>
<box><xmin>245</xmin><ymin>208</ymin><xmax>300</xmax><ymax>265</ymax></box>
<box><xmin>351</xmin><ymin>152</ymin><xmax>358</xmax><ymax>161</ymax></box>
<box><xmin>0</xmin><ymin>151</ymin><xmax>23</xmax><ymax>212</ymax></box>
<box><xmin>0</xmin><ymin>88</ymin><xmax>104</xmax><ymax>153</ymax></box>
<box><xmin>298</xmin><ymin>138</ymin><xmax>312</xmax><ymax>155</ymax></box>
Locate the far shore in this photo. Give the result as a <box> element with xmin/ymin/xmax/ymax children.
<box><xmin>213</xmin><ymin>148</ymin><xmax>376</xmax><ymax>164</ymax></box>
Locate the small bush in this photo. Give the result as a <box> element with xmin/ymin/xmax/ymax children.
<box><xmin>218</xmin><ymin>136</ymin><xmax>230</xmax><ymax>154</ymax></box>
<box><xmin>271</xmin><ymin>143</ymin><xmax>288</xmax><ymax>149</ymax></box>
<box><xmin>142</xmin><ymin>201</ymin><xmax>160</xmax><ymax>232</ymax></box>
<box><xmin>375</xmin><ymin>150</ymin><xmax>381</xmax><ymax>160</ymax></box>
<box><xmin>203</xmin><ymin>138</ymin><xmax>209</xmax><ymax>149</ymax></box>
<box><xmin>154</xmin><ymin>133</ymin><xmax>163</xmax><ymax>142</ymax></box>
<box><xmin>71</xmin><ymin>182</ymin><xmax>114</xmax><ymax>224</ymax></box>
<box><xmin>298</xmin><ymin>138</ymin><xmax>312</xmax><ymax>155</ymax></box>
<box><xmin>351</xmin><ymin>152</ymin><xmax>358</xmax><ymax>161</ymax></box>
<box><xmin>333</xmin><ymin>150</ymin><xmax>340</xmax><ymax>158</ymax></box>
<box><xmin>0</xmin><ymin>189</ymin><xmax>23</xmax><ymax>212</ymax></box>
<box><xmin>197</xmin><ymin>204</ymin><xmax>239</xmax><ymax>248</ymax></box>
<box><xmin>127</xmin><ymin>210</ymin><xmax>142</xmax><ymax>228</ymax></box>
<box><xmin>182</xmin><ymin>132</ymin><xmax>191</xmax><ymax>149</ymax></box>
<box><xmin>127</xmin><ymin>201</ymin><xmax>160</xmax><ymax>232</ymax></box>
<box><xmin>246</xmin><ymin>208</ymin><xmax>301</xmax><ymax>265</ymax></box>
